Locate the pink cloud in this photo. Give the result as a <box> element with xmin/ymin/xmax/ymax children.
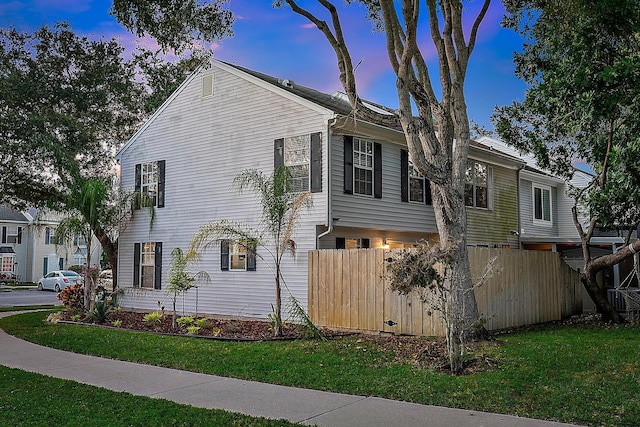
<box><xmin>302</xmin><ymin>23</ymin><xmax>317</xmax><ymax>29</ymax></box>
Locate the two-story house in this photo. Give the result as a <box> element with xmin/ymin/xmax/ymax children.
<box><xmin>115</xmin><ymin>59</ymin><xmax>524</xmax><ymax>318</ymax></box>
<box><xmin>0</xmin><ymin>205</ymin><xmax>102</xmax><ymax>283</ymax></box>
<box><xmin>477</xmin><ymin>136</ymin><xmax>630</xmax><ymax>293</ymax></box>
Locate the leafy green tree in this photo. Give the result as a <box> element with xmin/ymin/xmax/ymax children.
<box><xmin>166</xmin><ymin>247</ymin><xmax>210</xmax><ymax>330</ymax></box>
<box><xmin>493</xmin><ymin>0</ymin><xmax>640</xmax><ymax>322</ymax></box>
<box><xmin>113</xmin><ymin>0</ymin><xmax>493</xmax><ymax>374</ymax></box>
<box><xmin>190</xmin><ymin>166</ymin><xmax>312</xmax><ymax>337</ymax></box>
<box><xmin>0</xmin><ymin>23</ymin><xmax>208</xmax><ymax>291</ymax></box>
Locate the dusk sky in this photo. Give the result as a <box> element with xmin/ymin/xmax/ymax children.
<box><xmin>0</xmin><ymin>0</ymin><xmax>528</xmax><ymax>129</ymax></box>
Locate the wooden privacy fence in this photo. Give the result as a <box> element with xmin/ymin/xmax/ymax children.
<box><xmin>308</xmin><ymin>247</ymin><xmax>582</xmax><ymax>336</ymax></box>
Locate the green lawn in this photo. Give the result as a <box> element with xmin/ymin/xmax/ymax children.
<box><xmin>0</xmin><ymin>365</ymin><xmax>300</xmax><ymax>426</ymax></box>
<box><xmin>1</xmin><ymin>310</ymin><xmax>639</xmax><ymax>426</ymax></box>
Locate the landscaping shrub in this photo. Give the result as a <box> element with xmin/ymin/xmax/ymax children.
<box><xmin>57</xmin><ymin>284</ymin><xmax>84</xmax><ymax>313</ymax></box>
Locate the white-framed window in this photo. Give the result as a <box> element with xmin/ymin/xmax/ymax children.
<box><xmin>408</xmin><ymin>159</ymin><xmax>426</xmax><ymax>203</ymax></box>
<box><xmin>465</xmin><ymin>161</ymin><xmax>491</xmax><ymax>209</ymax></box>
<box><xmin>73</xmin><ymin>233</ymin><xmax>86</xmax><ymax>246</ymax></box>
<box><xmin>45</xmin><ymin>227</ymin><xmax>55</xmax><ymax>245</ymax></box>
<box><xmin>140</xmin><ymin>242</ymin><xmax>156</xmax><ymax>288</ymax></box>
<box><xmin>354</xmin><ymin>138</ymin><xmax>374</xmax><ymax>196</ymax></box>
<box><xmin>2</xmin><ymin>226</ymin><xmax>22</xmax><ymax>244</ymax></box>
<box><xmin>230</xmin><ymin>240</ymin><xmax>248</xmax><ymax>271</ymax></box>
<box><xmin>284</xmin><ymin>134</ymin><xmax>310</xmax><ymax>192</ymax></box>
<box><xmin>202</xmin><ymin>73</ymin><xmax>214</xmax><ymax>97</ymax></box>
<box><xmin>220</xmin><ymin>239</ymin><xmax>256</xmax><ymax>271</ymax></box>
<box><xmin>533</xmin><ymin>184</ymin><xmax>552</xmax><ymax>224</ymax></box>
<box><xmin>141</xmin><ymin>162</ymin><xmax>159</xmax><ymax>206</ymax></box>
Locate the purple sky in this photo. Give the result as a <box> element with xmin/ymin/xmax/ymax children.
<box><xmin>0</xmin><ymin>0</ymin><xmax>528</xmax><ymax>129</ymax></box>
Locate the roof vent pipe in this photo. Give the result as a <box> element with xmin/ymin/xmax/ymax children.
<box><xmin>281</xmin><ymin>79</ymin><xmax>294</xmax><ymax>88</ymax></box>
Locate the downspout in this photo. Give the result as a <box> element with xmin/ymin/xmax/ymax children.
<box><xmin>516</xmin><ymin>162</ymin><xmax>525</xmax><ymax>249</ymax></box>
<box><xmin>316</xmin><ymin>115</ymin><xmax>338</xmax><ymax>249</ymax></box>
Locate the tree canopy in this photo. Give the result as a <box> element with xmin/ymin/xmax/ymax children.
<box><xmin>493</xmin><ymin>0</ymin><xmax>640</xmax><ymax>321</ymax></box>
<box><xmin>0</xmin><ymin>23</ymin><xmax>208</xmax><ymax>280</ymax></box>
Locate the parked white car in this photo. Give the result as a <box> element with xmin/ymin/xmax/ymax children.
<box><xmin>37</xmin><ymin>270</ymin><xmax>82</xmax><ymax>292</ymax></box>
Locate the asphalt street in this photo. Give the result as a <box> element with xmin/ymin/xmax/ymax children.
<box><xmin>0</xmin><ymin>286</ymin><xmax>61</xmax><ymax>307</ymax></box>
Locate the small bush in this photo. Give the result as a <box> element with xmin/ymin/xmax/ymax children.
<box><xmin>112</xmin><ymin>319</ymin><xmax>122</xmax><ymax>327</ymax></box>
<box><xmin>57</xmin><ymin>284</ymin><xmax>84</xmax><ymax>312</ymax></box>
<box><xmin>176</xmin><ymin>316</ymin><xmax>194</xmax><ymax>327</ymax></box>
<box><xmin>194</xmin><ymin>318</ymin><xmax>209</xmax><ymax>328</ymax></box>
<box><xmin>143</xmin><ymin>312</ymin><xmax>163</xmax><ymax>327</ymax></box>
<box><xmin>88</xmin><ymin>300</ymin><xmax>112</xmax><ymax>323</ymax></box>
<box><xmin>186</xmin><ymin>325</ymin><xmax>200</xmax><ymax>335</ymax></box>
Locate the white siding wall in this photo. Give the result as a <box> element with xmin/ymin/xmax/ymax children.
<box><xmin>330</xmin><ymin>135</ymin><xmax>438</xmax><ymax>233</ymax></box>
<box><xmin>117</xmin><ymin>64</ymin><xmax>329</xmax><ymax>318</ymax></box>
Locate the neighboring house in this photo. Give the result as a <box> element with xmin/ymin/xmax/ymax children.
<box><xmin>477</xmin><ymin>136</ymin><xmax>631</xmax><ymax>291</ymax></box>
<box><xmin>0</xmin><ymin>205</ymin><xmax>102</xmax><ymax>283</ymax></box>
<box><xmin>115</xmin><ymin>59</ymin><xmax>524</xmax><ymax>318</ymax></box>
<box><xmin>0</xmin><ymin>206</ymin><xmax>29</xmax><ymax>282</ymax></box>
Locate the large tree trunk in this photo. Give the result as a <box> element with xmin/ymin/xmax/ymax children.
<box><xmin>582</xmin><ymin>238</ymin><xmax>640</xmax><ymax>323</ymax></box>
<box><xmin>581</xmin><ymin>267</ymin><xmax>623</xmax><ymax>323</ymax></box>
<box><xmin>431</xmin><ymin>182</ymin><xmax>486</xmax><ymax>373</ymax></box>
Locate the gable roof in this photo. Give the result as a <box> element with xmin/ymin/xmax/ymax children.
<box><xmin>0</xmin><ymin>205</ymin><xmax>29</xmax><ymax>223</ymax></box>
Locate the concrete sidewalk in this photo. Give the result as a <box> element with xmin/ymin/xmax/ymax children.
<box><xmin>0</xmin><ymin>312</ymin><xmax>581</xmax><ymax>427</ymax></box>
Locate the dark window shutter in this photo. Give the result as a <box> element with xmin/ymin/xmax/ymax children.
<box><xmin>17</xmin><ymin>227</ymin><xmax>22</xmax><ymax>244</ymax></box>
<box><xmin>425</xmin><ymin>179</ymin><xmax>432</xmax><ymax>205</ymax></box>
<box><xmin>133</xmin><ymin>243</ymin><xmax>141</xmax><ymax>287</ymax></box>
<box><xmin>246</xmin><ymin>240</ymin><xmax>257</xmax><ymax>271</ymax></box>
<box><xmin>157</xmin><ymin>160</ymin><xmax>166</xmax><ymax>208</ymax></box>
<box><xmin>135</xmin><ymin>164</ymin><xmax>141</xmax><ymax>192</ymax></box>
<box><xmin>400</xmin><ymin>149</ymin><xmax>409</xmax><ymax>203</ymax></box>
<box><xmin>374</xmin><ymin>142</ymin><xmax>382</xmax><ymax>199</ymax></box>
<box><xmin>336</xmin><ymin>237</ymin><xmax>346</xmax><ymax>249</ymax></box>
<box><xmin>310</xmin><ymin>132</ymin><xmax>322</xmax><ymax>193</ymax></box>
<box><xmin>220</xmin><ymin>239</ymin><xmax>230</xmax><ymax>271</ymax></box>
<box><xmin>362</xmin><ymin>238</ymin><xmax>370</xmax><ymax>249</ymax></box>
<box><xmin>343</xmin><ymin>136</ymin><xmax>353</xmax><ymax>194</ymax></box>
<box><xmin>274</xmin><ymin>138</ymin><xmax>284</xmax><ymax>168</ymax></box>
<box><xmin>154</xmin><ymin>242</ymin><xmax>162</xmax><ymax>289</ymax></box>
<box><xmin>134</xmin><ymin>164</ymin><xmax>141</xmax><ymax>210</ymax></box>
<box><xmin>1</xmin><ymin>227</ymin><xmax>6</xmax><ymax>244</ymax></box>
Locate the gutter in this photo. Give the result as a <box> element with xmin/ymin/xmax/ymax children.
<box><xmin>316</xmin><ymin>116</ymin><xmax>338</xmax><ymax>248</ymax></box>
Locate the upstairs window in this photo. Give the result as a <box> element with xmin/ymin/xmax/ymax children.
<box><xmin>284</xmin><ymin>134</ymin><xmax>310</xmax><ymax>192</ymax></box>
<box><xmin>274</xmin><ymin>133</ymin><xmax>322</xmax><ymax>193</ymax></box>
<box><xmin>409</xmin><ymin>160</ymin><xmax>426</xmax><ymax>203</ymax></box>
<box><xmin>465</xmin><ymin>161</ymin><xmax>492</xmax><ymax>209</ymax></box>
<box><xmin>1</xmin><ymin>226</ymin><xmax>22</xmax><ymax>244</ymax></box>
<box><xmin>73</xmin><ymin>233</ymin><xmax>86</xmax><ymax>246</ymax></box>
<box><xmin>142</xmin><ymin>162</ymin><xmax>158</xmax><ymax>205</ymax></box>
<box><xmin>533</xmin><ymin>184</ymin><xmax>552</xmax><ymax>224</ymax></box>
<box><xmin>45</xmin><ymin>227</ymin><xmax>55</xmax><ymax>245</ymax></box>
<box><xmin>354</xmin><ymin>138</ymin><xmax>374</xmax><ymax>196</ymax></box>
<box><xmin>400</xmin><ymin>149</ymin><xmax>432</xmax><ymax>205</ymax></box>
<box><xmin>344</xmin><ymin>136</ymin><xmax>382</xmax><ymax>198</ymax></box>
<box><xmin>135</xmin><ymin>160</ymin><xmax>166</xmax><ymax>208</ymax></box>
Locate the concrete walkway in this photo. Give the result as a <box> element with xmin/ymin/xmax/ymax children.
<box><xmin>0</xmin><ymin>312</ymin><xmax>581</xmax><ymax>427</ymax></box>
